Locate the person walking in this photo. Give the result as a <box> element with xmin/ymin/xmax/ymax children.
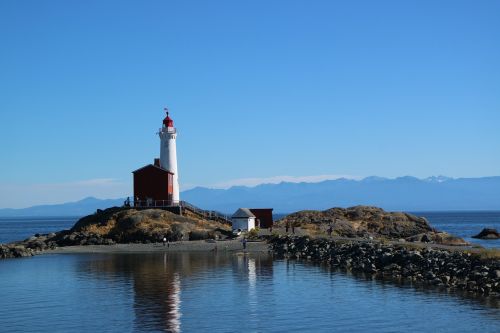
<box><xmin>242</xmin><ymin>238</ymin><xmax>247</xmax><ymax>250</ymax></box>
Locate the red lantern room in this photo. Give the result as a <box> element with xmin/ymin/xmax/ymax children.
<box><xmin>163</xmin><ymin>108</ymin><xmax>174</xmax><ymax>127</ymax></box>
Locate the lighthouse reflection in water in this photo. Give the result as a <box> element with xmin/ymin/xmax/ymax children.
<box><xmin>81</xmin><ymin>252</ymin><xmax>273</xmax><ymax>332</ymax></box>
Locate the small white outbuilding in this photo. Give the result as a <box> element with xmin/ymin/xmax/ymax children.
<box><xmin>231</xmin><ymin>208</ymin><xmax>256</xmax><ymax>232</ymax></box>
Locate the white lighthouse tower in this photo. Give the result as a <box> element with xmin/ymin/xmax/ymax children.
<box><xmin>159</xmin><ymin>108</ymin><xmax>180</xmax><ymax>204</ymax></box>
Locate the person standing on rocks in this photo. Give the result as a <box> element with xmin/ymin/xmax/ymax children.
<box><xmin>285</xmin><ymin>223</ymin><xmax>289</xmax><ymax>233</ymax></box>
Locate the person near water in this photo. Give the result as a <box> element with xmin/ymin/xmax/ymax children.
<box><xmin>163</xmin><ymin>236</ymin><xmax>167</xmax><ymax>246</ymax></box>
<box><xmin>242</xmin><ymin>238</ymin><xmax>247</xmax><ymax>250</ymax></box>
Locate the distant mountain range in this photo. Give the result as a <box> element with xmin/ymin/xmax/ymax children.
<box><xmin>182</xmin><ymin>176</ymin><xmax>500</xmax><ymax>213</ymax></box>
<box><xmin>0</xmin><ymin>197</ymin><xmax>124</xmax><ymax>217</ymax></box>
<box><xmin>0</xmin><ymin>176</ymin><xmax>499</xmax><ymax>217</ymax></box>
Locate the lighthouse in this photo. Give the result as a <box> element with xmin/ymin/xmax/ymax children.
<box><xmin>159</xmin><ymin>108</ymin><xmax>180</xmax><ymax>204</ymax></box>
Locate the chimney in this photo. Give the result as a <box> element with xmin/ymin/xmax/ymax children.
<box><xmin>154</xmin><ymin>158</ymin><xmax>160</xmax><ymax>167</ymax></box>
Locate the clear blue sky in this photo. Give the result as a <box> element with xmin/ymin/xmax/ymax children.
<box><xmin>1</xmin><ymin>0</ymin><xmax>499</xmax><ymax>207</ymax></box>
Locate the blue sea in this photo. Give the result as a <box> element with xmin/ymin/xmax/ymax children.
<box><xmin>1</xmin><ymin>212</ymin><xmax>499</xmax><ymax>332</ymax></box>
<box><xmin>0</xmin><ymin>216</ymin><xmax>78</xmax><ymax>244</ymax></box>
<box><xmin>416</xmin><ymin>211</ymin><xmax>500</xmax><ymax>249</ymax></box>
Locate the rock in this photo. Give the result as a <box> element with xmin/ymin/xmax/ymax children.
<box><xmin>2</xmin><ymin>207</ymin><xmax>233</xmax><ymax>260</ymax></box>
<box><xmin>275</xmin><ymin>206</ymin><xmax>433</xmax><ymax>239</ymax></box>
<box><xmin>421</xmin><ymin>234</ymin><xmax>432</xmax><ymax>243</ymax></box>
<box><xmin>472</xmin><ymin>228</ymin><xmax>500</xmax><ymax>240</ymax></box>
<box><xmin>269</xmin><ymin>235</ymin><xmax>500</xmax><ymax>296</ymax></box>
<box><xmin>433</xmin><ymin>232</ymin><xmax>470</xmax><ymax>246</ymax></box>
<box><xmin>51</xmin><ymin>208</ymin><xmax>230</xmax><ymax>245</ymax></box>
<box><xmin>0</xmin><ymin>244</ymin><xmax>33</xmax><ymax>258</ymax></box>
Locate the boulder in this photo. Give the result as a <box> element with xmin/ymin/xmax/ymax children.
<box><xmin>472</xmin><ymin>228</ymin><xmax>500</xmax><ymax>240</ymax></box>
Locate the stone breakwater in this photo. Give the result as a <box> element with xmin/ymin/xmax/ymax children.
<box><xmin>269</xmin><ymin>236</ymin><xmax>500</xmax><ymax>296</ymax></box>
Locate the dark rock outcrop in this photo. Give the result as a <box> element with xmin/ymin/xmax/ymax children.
<box><xmin>269</xmin><ymin>236</ymin><xmax>500</xmax><ymax>296</ymax></box>
<box><xmin>0</xmin><ymin>233</ymin><xmax>59</xmax><ymax>259</ymax></box>
<box><xmin>0</xmin><ymin>244</ymin><xmax>34</xmax><ymax>259</ymax></box>
<box><xmin>472</xmin><ymin>228</ymin><xmax>500</xmax><ymax>240</ymax></box>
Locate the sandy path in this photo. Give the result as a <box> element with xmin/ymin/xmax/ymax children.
<box><xmin>43</xmin><ymin>239</ymin><xmax>269</xmax><ymax>254</ymax></box>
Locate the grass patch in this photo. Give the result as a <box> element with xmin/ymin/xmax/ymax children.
<box><xmin>467</xmin><ymin>248</ymin><xmax>500</xmax><ymax>260</ymax></box>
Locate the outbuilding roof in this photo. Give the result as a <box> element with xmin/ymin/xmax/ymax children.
<box><xmin>132</xmin><ymin>164</ymin><xmax>174</xmax><ymax>174</ymax></box>
<box><xmin>231</xmin><ymin>208</ymin><xmax>256</xmax><ymax>218</ymax></box>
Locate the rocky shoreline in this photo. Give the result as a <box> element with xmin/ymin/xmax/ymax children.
<box><xmin>0</xmin><ymin>233</ymin><xmax>58</xmax><ymax>259</ymax></box>
<box><xmin>1</xmin><ymin>207</ymin><xmax>233</xmax><ymax>259</ymax></box>
<box><xmin>269</xmin><ymin>236</ymin><xmax>500</xmax><ymax>296</ymax></box>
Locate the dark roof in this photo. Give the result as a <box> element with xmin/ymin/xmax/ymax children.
<box><xmin>232</xmin><ymin>208</ymin><xmax>256</xmax><ymax>218</ymax></box>
<box><xmin>132</xmin><ymin>164</ymin><xmax>174</xmax><ymax>174</ymax></box>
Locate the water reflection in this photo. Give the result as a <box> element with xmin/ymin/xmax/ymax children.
<box><xmin>74</xmin><ymin>253</ymin><xmax>499</xmax><ymax>332</ymax></box>
<box><xmin>2</xmin><ymin>251</ymin><xmax>500</xmax><ymax>332</ymax></box>
<box><xmin>299</xmin><ymin>259</ymin><xmax>500</xmax><ymax>310</ymax></box>
<box><xmin>78</xmin><ymin>252</ymin><xmax>273</xmax><ymax>332</ymax></box>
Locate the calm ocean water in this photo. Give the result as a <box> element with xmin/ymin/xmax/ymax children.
<box><xmin>0</xmin><ymin>252</ymin><xmax>499</xmax><ymax>332</ymax></box>
<box><xmin>415</xmin><ymin>211</ymin><xmax>500</xmax><ymax>249</ymax></box>
<box><xmin>0</xmin><ymin>217</ymin><xmax>78</xmax><ymax>244</ymax></box>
